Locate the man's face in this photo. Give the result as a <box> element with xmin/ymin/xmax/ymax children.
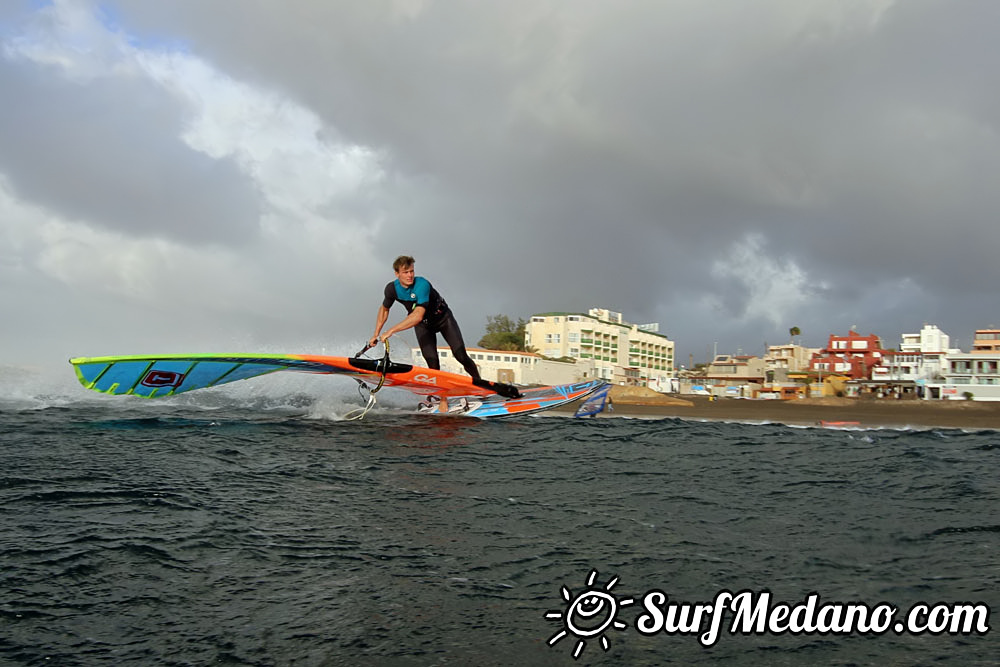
<box><xmin>395</xmin><ymin>264</ymin><xmax>415</xmax><ymax>288</ymax></box>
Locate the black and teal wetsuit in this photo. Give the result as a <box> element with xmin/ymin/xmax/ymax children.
<box><xmin>382</xmin><ymin>277</ymin><xmax>481</xmax><ymax>380</ymax></box>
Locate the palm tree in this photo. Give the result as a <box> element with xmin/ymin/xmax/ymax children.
<box><xmin>789</xmin><ymin>326</ymin><xmax>801</xmax><ymax>343</ymax></box>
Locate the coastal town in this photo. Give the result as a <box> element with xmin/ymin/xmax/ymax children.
<box><xmin>411</xmin><ymin>307</ymin><xmax>1000</xmax><ymax>402</ymax></box>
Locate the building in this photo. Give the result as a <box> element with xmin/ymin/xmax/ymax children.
<box><xmin>874</xmin><ymin>324</ymin><xmax>958</xmax><ymax>397</ymax></box>
<box><xmin>810</xmin><ymin>330</ymin><xmax>886</xmax><ymax>381</ymax></box>
<box><xmin>524</xmin><ymin>308</ymin><xmax>674</xmax><ymax>389</ymax></box>
<box><xmin>706</xmin><ymin>354</ymin><xmax>766</xmax><ymax>381</ymax></box>
<box><xmin>900</xmin><ymin>324</ymin><xmax>954</xmax><ymax>355</ymax></box>
<box><xmin>410</xmin><ymin>346</ymin><xmax>595</xmax><ymax>386</ymax></box>
<box><xmin>757</xmin><ymin>344</ymin><xmax>820</xmax><ymax>398</ymax></box>
<box><xmin>924</xmin><ymin>352</ymin><xmax>1000</xmax><ymax>401</ymax></box>
<box><xmin>971</xmin><ymin>328</ymin><xmax>1000</xmax><ymax>354</ymax></box>
<box><xmin>684</xmin><ymin>354</ymin><xmax>766</xmax><ymax>398</ymax></box>
<box><xmin>763</xmin><ymin>343</ymin><xmax>816</xmax><ymax>377</ymax></box>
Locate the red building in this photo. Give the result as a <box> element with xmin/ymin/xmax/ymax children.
<box><xmin>809</xmin><ymin>331</ymin><xmax>886</xmax><ymax>380</ymax></box>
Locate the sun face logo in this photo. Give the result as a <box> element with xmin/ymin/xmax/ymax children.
<box><xmin>545</xmin><ymin>569</ymin><xmax>634</xmax><ymax>659</ymax></box>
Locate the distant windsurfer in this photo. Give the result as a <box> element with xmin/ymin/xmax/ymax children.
<box><xmin>369</xmin><ymin>255</ymin><xmax>520</xmax><ymax>399</ymax></box>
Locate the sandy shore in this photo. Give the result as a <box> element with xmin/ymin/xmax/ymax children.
<box><xmin>555</xmin><ymin>388</ymin><xmax>1000</xmax><ymax>429</ymax></box>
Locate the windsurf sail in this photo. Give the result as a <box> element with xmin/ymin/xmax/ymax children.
<box><xmin>574</xmin><ymin>383</ymin><xmax>612</xmax><ymax>417</ymax></box>
<box><xmin>70</xmin><ymin>352</ymin><xmax>512</xmax><ymax>399</ymax></box>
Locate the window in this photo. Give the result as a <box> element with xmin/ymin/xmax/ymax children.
<box><xmin>568</xmin><ymin>333</ymin><xmax>580</xmax><ymax>342</ymax></box>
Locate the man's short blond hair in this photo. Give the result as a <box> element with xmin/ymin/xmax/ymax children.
<box><xmin>393</xmin><ymin>255</ymin><xmax>415</xmax><ymax>272</ymax></box>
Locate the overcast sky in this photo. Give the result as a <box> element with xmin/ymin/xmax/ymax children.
<box><xmin>2</xmin><ymin>0</ymin><xmax>998</xmax><ymax>372</ymax></box>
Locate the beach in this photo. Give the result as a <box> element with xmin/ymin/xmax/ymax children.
<box><xmin>557</xmin><ymin>386</ymin><xmax>1000</xmax><ymax>429</ymax></box>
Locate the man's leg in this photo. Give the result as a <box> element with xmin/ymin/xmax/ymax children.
<box><xmin>436</xmin><ymin>314</ymin><xmax>481</xmax><ymax>379</ymax></box>
<box><xmin>414</xmin><ymin>323</ymin><xmax>440</xmax><ymax>370</ymax></box>
<box><xmin>438</xmin><ymin>314</ymin><xmax>520</xmax><ymax>398</ymax></box>
<box><xmin>415</xmin><ymin>323</ymin><xmax>451</xmax><ymax>411</ymax></box>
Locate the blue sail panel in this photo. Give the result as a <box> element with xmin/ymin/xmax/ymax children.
<box><xmin>129</xmin><ymin>360</ymin><xmax>198</xmax><ymax>397</ymax></box>
<box><xmin>70</xmin><ymin>356</ymin><xmax>311</xmax><ymax>398</ymax></box>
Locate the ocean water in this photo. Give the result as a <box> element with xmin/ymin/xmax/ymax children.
<box><xmin>1</xmin><ymin>378</ymin><xmax>998</xmax><ymax>666</ymax></box>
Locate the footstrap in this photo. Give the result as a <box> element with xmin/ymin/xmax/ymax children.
<box><xmin>473</xmin><ymin>378</ymin><xmax>522</xmax><ymax>399</ymax></box>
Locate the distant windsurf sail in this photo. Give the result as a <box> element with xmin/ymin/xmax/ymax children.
<box><xmin>574</xmin><ymin>383</ymin><xmax>611</xmax><ymax>417</ymax></box>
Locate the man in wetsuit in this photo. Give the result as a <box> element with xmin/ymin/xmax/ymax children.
<box><xmin>368</xmin><ymin>255</ymin><xmax>519</xmax><ymax>398</ymax></box>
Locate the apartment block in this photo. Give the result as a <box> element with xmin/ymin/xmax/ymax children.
<box><xmin>926</xmin><ymin>352</ymin><xmax>1000</xmax><ymax>401</ymax></box>
<box><xmin>876</xmin><ymin>324</ymin><xmax>957</xmax><ymax>386</ymax></box>
<box><xmin>971</xmin><ymin>329</ymin><xmax>1000</xmax><ymax>354</ymax></box>
<box><xmin>763</xmin><ymin>343</ymin><xmax>816</xmax><ymax>377</ymax></box>
<box><xmin>810</xmin><ymin>330</ymin><xmax>886</xmax><ymax>380</ymax></box>
<box><xmin>524</xmin><ymin>307</ymin><xmax>674</xmax><ymax>388</ymax></box>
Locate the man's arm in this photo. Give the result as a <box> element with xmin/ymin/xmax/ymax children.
<box><xmin>379</xmin><ymin>305</ymin><xmax>426</xmax><ymax>343</ymax></box>
<box><xmin>368</xmin><ymin>305</ymin><xmax>391</xmax><ymax>348</ymax></box>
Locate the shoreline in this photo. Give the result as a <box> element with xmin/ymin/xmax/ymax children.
<box><xmin>554</xmin><ymin>394</ymin><xmax>1000</xmax><ymax>430</ymax></box>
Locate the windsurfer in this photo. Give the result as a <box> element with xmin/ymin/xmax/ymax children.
<box><xmin>369</xmin><ymin>255</ymin><xmax>520</xmax><ymax>399</ymax></box>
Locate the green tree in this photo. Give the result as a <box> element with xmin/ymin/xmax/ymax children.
<box><xmin>478</xmin><ymin>314</ymin><xmax>528</xmax><ymax>351</ymax></box>
<box><xmin>789</xmin><ymin>326</ymin><xmax>801</xmax><ymax>343</ymax></box>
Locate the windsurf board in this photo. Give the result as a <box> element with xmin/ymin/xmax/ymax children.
<box><xmin>69</xmin><ymin>353</ymin><xmax>605</xmax><ymax>419</ymax></box>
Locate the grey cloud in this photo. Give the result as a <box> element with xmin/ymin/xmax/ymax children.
<box><xmin>10</xmin><ymin>0</ymin><xmax>1000</xmax><ymax>360</ymax></box>
<box><xmin>0</xmin><ymin>57</ymin><xmax>260</xmax><ymax>244</ymax></box>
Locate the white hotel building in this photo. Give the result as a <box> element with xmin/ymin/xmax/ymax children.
<box><xmin>873</xmin><ymin>324</ymin><xmax>958</xmax><ymax>388</ymax></box>
<box><xmin>524</xmin><ymin>308</ymin><xmax>675</xmax><ymax>389</ymax></box>
<box><xmin>410</xmin><ymin>346</ymin><xmax>593</xmax><ymax>386</ymax></box>
<box><xmin>922</xmin><ymin>328</ymin><xmax>1000</xmax><ymax>401</ymax></box>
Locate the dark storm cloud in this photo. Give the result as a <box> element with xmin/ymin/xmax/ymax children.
<box><xmin>12</xmin><ymin>0</ymin><xmax>1000</xmax><ymax>358</ymax></box>
<box><xmin>0</xmin><ymin>56</ymin><xmax>260</xmax><ymax>244</ymax></box>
